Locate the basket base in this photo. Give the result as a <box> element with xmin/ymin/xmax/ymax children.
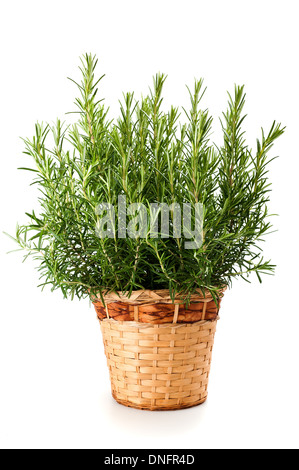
<box><xmin>111</xmin><ymin>391</ymin><xmax>208</xmax><ymax>411</ymax></box>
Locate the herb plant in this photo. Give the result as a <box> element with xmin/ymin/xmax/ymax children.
<box><xmin>10</xmin><ymin>54</ymin><xmax>284</xmax><ymax>302</ymax></box>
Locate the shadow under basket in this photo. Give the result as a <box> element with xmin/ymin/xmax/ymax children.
<box><xmin>94</xmin><ymin>289</ymin><xmax>224</xmax><ymax>411</ymax></box>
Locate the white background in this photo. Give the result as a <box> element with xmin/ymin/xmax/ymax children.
<box><xmin>0</xmin><ymin>0</ymin><xmax>298</xmax><ymax>450</ymax></box>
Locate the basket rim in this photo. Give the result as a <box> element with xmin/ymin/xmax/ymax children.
<box><xmin>92</xmin><ymin>286</ymin><xmax>226</xmax><ymax>306</ymax></box>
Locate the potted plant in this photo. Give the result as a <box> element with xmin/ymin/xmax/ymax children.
<box><xmin>9</xmin><ymin>54</ymin><xmax>284</xmax><ymax>410</ymax></box>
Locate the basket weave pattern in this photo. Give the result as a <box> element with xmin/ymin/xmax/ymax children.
<box><xmin>93</xmin><ymin>288</ymin><xmax>223</xmax><ymax>324</ymax></box>
<box><xmin>100</xmin><ymin>318</ymin><xmax>217</xmax><ymax>410</ymax></box>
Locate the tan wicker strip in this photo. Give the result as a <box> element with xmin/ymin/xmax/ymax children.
<box><xmin>100</xmin><ymin>318</ymin><xmax>218</xmax><ymax>411</ymax></box>
<box><xmin>134</xmin><ymin>305</ymin><xmax>139</xmax><ymax>322</ymax></box>
<box><xmin>173</xmin><ymin>303</ymin><xmax>179</xmax><ymax>324</ymax></box>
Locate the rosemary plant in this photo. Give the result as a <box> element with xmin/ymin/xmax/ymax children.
<box><xmin>10</xmin><ymin>54</ymin><xmax>284</xmax><ymax>303</ymax></box>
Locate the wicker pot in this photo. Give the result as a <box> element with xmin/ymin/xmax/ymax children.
<box><xmin>93</xmin><ymin>289</ymin><xmax>224</xmax><ymax>411</ymax></box>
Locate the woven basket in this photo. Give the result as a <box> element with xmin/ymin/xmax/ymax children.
<box><xmin>94</xmin><ymin>289</ymin><xmax>224</xmax><ymax>411</ymax></box>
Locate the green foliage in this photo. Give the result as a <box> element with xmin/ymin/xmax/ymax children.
<box><xmin>10</xmin><ymin>54</ymin><xmax>285</xmax><ymax>301</ymax></box>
